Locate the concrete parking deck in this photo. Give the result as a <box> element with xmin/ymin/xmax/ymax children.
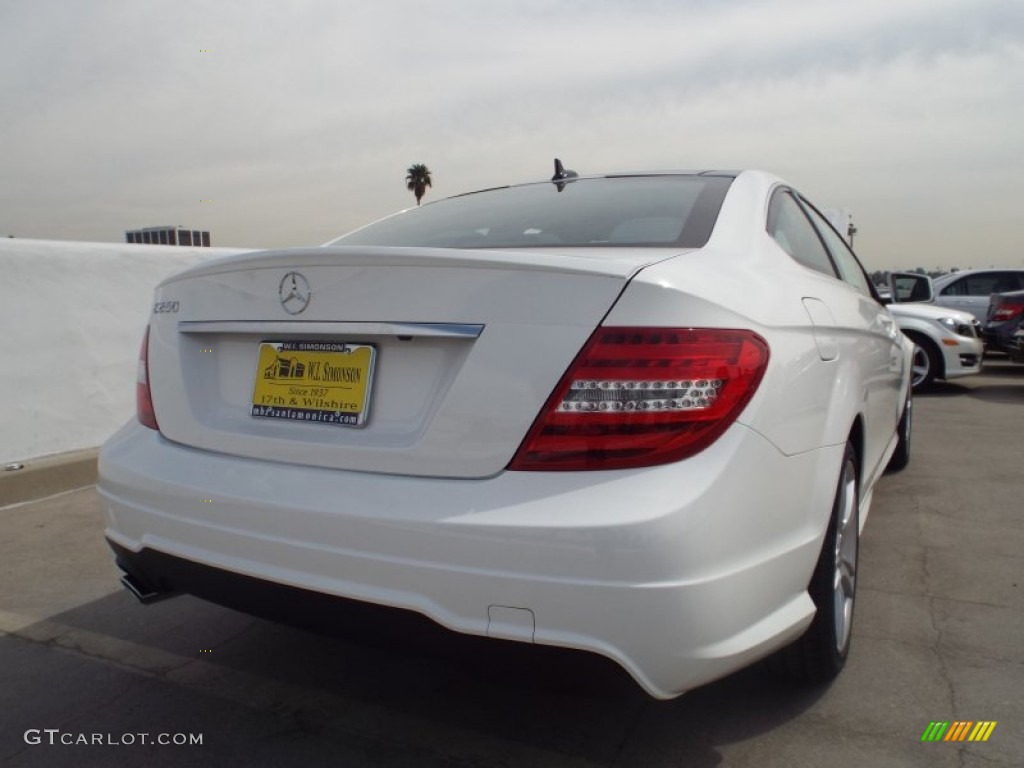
<box><xmin>1</xmin><ymin>363</ymin><xmax>1021</xmax><ymax>767</ymax></box>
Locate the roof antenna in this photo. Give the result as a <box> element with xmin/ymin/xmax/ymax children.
<box><xmin>551</xmin><ymin>158</ymin><xmax>578</xmax><ymax>191</ymax></box>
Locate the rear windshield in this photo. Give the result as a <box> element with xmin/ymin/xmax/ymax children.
<box><xmin>329</xmin><ymin>175</ymin><xmax>733</xmax><ymax>249</ymax></box>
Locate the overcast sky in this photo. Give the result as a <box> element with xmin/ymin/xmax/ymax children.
<box><xmin>1</xmin><ymin>0</ymin><xmax>1021</xmax><ymax>270</ymax></box>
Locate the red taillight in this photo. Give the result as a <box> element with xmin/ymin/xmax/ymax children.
<box><xmin>508</xmin><ymin>327</ymin><xmax>769</xmax><ymax>471</ymax></box>
<box><xmin>136</xmin><ymin>325</ymin><xmax>159</xmax><ymax>430</ymax></box>
<box><xmin>991</xmin><ymin>299</ymin><xmax>1024</xmax><ymax>322</ymax></box>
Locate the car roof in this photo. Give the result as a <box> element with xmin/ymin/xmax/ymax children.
<box><xmin>933</xmin><ymin>267</ymin><xmax>1024</xmax><ymax>286</ymax></box>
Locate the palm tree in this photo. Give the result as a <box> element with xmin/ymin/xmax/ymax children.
<box><xmin>405</xmin><ymin>164</ymin><xmax>433</xmax><ymax>206</ymax></box>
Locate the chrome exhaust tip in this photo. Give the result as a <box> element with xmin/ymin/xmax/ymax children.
<box><xmin>119</xmin><ymin>572</ymin><xmax>174</xmax><ymax>604</ymax></box>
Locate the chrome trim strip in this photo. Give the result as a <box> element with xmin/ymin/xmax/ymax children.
<box><xmin>177</xmin><ymin>320</ymin><xmax>484</xmax><ymax>338</ymax></box>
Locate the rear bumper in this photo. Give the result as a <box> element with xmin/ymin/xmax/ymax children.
<box><xmin>98</xmin><ymin>421</ymin><xmax>843</xmax><ymax>698</ymax></box>
<box><xmin>982</xmin><ymin>322</ymin><xmax>1023</xmax><ymax>356</ymax></box>
<box><xmin>1009</xmin><ymin>332</ymin><xmax>1024</xmax><ymax>360</ymax></box>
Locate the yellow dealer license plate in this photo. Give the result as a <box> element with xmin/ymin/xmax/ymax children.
<box><xmin>251</xmin><ymin>341</ymin><xmax>376</xmax><ymax>428</ymax></box>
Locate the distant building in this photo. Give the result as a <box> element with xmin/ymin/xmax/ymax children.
<box><xmin>125</xmin><ymin>226</ymin><xmax>210</xmax><ymax>247</ymax></box>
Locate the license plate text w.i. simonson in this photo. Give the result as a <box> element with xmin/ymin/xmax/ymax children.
<box><xmin>251</xmin><ymin>341</ymin><xmax>376</xmax><ymax>427</ymax></box>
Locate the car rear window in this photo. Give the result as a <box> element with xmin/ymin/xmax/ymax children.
<box><xmin>329</xmin><ymin>175</ymin><xmax>733</xmax><ymax>249</ymax></box>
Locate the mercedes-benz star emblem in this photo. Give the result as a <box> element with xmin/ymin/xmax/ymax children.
<box><xmin>279</xmin><ymin>272</ymin><xmax>311</xmax><ymax>315</ymax></box>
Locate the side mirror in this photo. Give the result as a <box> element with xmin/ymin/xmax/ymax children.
<box><xmin>888</xmin><ymin>272</ymin><xmax>934</xmax><ymax>303</ymax></box>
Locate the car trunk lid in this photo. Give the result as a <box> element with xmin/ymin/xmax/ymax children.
<box><xmin>145</xmin><ymin>246</ymin><xmax>677</xmax><ymax>478</ymax></box>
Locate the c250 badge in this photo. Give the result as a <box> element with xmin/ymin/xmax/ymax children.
<box><xmin>153</xmin><ymin>301</ymin><xmax>180</xmax><ymax>314</ymax></box>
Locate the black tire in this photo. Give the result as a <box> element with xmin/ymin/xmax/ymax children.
<box><xmin>906</xmin><ymin>333</ymin><xmax>942</xmax><ymax>391</ymax></box>
<box><xmin>886</xmin><ymin>388</ymin><xmax>912</xmax><ymax>473</ymax></box>
<box><xmin>776</xmin><ymin>441</ymin><xmax>860</xmax><ymax>683</ymax></box>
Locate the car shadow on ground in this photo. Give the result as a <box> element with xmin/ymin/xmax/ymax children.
<box><xmin>3</xmin><ymin>588</ymin><xmax>831</xmax><ymax>767</ymax></box>
<box><xmin>918</xmin><ymin>360</ymin><xmax>1023</xmax><ymax>404</ymax></box>
<box><xmin>979</xmin><ymin>357</ymin><xmax>1024</xmax><ymax>374</ymax></box>
<box><xmin>916</xmin><ymin>381</ymin><xmax>970</xmax><ymax>398</ymax></box>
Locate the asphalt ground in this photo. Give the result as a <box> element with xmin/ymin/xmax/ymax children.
<box><xmin>1</xmin><ymin>361</ymin><xmax>1022</xmax><ymax>768</ymax></box>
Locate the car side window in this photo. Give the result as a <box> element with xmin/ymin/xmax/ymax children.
<box><xmin>766</xmin><ymin>190</ymin><xmax>837</xmax><ymax>278</ymax></box>
<box><xmin>996</xmin><ymin>273</ymin><xmax>1024</xmax><ymax>292</ymax></box>
<box><xmin>800</xmin><ymin>198</ymin><xmax>874</xmax><ymax>298</ymax></box>
<box><xmin>942</xmin><ymin>272</ymin><xmax>1022</xmax><ymax>296</ymax></box>
<box><xmin>939</xmin><ymin>278</ymin><xmax>965</xmax><ymax>296</ymax></box>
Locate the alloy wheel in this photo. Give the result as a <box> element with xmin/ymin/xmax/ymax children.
<box><xmin>911</xmin><ymin>345</ymin><xmax>931</xmax><ymax>389</ymax></box>
<box><xmin>832</xmin><ymin>457</ymin><xmax>859</xmax><ymax>654</ymax></box>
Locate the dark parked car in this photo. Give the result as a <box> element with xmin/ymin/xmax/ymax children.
<box><xmin>1010</xmin><ymin>324</ymin><xmax>1024</xmax><ymax>362</ymax></box>
<box><xmin>983</xmin><ymin>290</ymin><xmax>1024</xmax><ymax>360</ymax></box>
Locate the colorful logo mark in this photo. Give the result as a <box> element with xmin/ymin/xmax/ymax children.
<box><xmin>921</xmin><ymin>721</ymin><xmax>997</xmax><ymax>742</ymax></box>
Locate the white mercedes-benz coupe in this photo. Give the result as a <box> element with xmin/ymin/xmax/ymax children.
<box><xmin>99</xmin><ymin>166</ymin><xmax>913</xmax><ymax>699</ymax></box>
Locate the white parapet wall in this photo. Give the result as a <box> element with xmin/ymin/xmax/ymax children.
<box><xmin>1</xmin><ymin>238</ymin><xmax>249</xmax><ymax>464</ymax></box>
